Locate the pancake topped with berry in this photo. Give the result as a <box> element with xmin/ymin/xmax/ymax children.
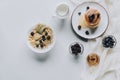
<box><xmin>84</xmin><ymin>9</ymin><xmax>101</xmax><ymax>28</ymax></box>
<box><xmin>79</xmin><ymin>8</ymin><xmax>101</xmax><ymax>29</ymax></box>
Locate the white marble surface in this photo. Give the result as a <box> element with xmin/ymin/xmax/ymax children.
<box><xmin>0</xmin><ymin>0</ymin><xmax>120</xmax><ymax>80</ymax></box>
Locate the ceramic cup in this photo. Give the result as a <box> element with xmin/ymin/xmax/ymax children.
<box><xmin>54</xmin><ymin>2</ymin><xmax>69</xmax><ymax>19</ymax></box>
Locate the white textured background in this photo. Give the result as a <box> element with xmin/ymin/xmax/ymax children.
<box><xmin>0</xmin><ymin>0</ymin><xmax>120</xmax><ymax>80</ymax></box>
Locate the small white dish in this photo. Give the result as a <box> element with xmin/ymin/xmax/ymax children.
<box><xmin>54</xmin><ymin>2</ymin><xmax>69</xmax><ymax>19</ymax></box>
<box><xmin>26</xmin><ymin>24</ymin><xmax>56</xmax><ymax>54</ymax></box>
<box><xmin>71</xmin><ymin>2</ymin><xmax>109</xmax><ymax>39</ymax></box>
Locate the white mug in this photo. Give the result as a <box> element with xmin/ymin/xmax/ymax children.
<box><xmin>54</xmin><ymin>2</ymin><xmax>69</xmax><ymax>19</ymax></box>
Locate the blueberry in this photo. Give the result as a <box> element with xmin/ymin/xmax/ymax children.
<box><xmin>97</xmin><ymin>14</ymin><xmax>100</xmax><ymax>18</ymax></box>
<box><xmin>102</xmin><ymin>36</ymin><xmax>116</xmax><ymax>48</ymax></box>
<box><xmin>89</xmin><ymin>14</ymin><xmax>95</xmax><ymax>22</ymax></box>
<box><xmin>45</xmin><ymin>32</ymin><xmax>48</xmax><ymax>36</ymax></box>
<box><xmin>110</xmin><ymin>45</ymin><xmax>113</xmax><ymax>48</ymax></box>
<box><xmin>36</xmin><ymin>44</ymin><xmax>39</xmax><ymax>48</ymax></box>
<box><xmin>42</xmin><ymin>38</ymin><xmax>46</xmax><ymax>41</ymax></box>
<box><xmin>47</xmin><ymin>36</ymin><xmax>51</xmax><ymax>40</ymax></box>
<box><xmin>86</xmin><ymin>6</ymin><xmax>90</xmax><ymax>10</ymax></box>
<box><xmin>85</xmin><ymin>31</ymin><xmax>89</xmax><ymax>35</ymax></box>
<box><xmin>30</xmin><ymin>32</ymin><xmax>34</xmax><ymax>36</ymax></box>
<box><xmin>78</xmin><ymin>25</ymin><xmax>81</xmax><ymax>30</ymax></box>
<box><xmin>39</xmin><ymin>40</ymin><xmax>42</xmax><ymax>43</ymax></box>
<box><xmin>42</xmin><ymin>35</ymin><xmax>45</xmax><ymax>39</ymax></box>
<box><xmin>40</xmin><ymin>44</ymin><xmax>44</xmax><ymax>48</ymax></box>
<box><xmin>78</xmin><ymin>12</ymin><xmax>81</xmax><ymax>16</ymax></box>
<box><xmin>42</xmin><ymin>35</ymin><xmax>46</xmax><ymax>41</ymax></box>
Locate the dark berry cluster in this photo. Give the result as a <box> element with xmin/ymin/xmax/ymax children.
<box><xmin>102</xmin><ymin>36</ymin><xmax>116</xmax><ymax>48</ymax></box>
<box><xmin>70</xmin><ymin>43</ymin><xmax>82</xmax><ymax>55</ymax></box>
<box><xmin>88</xmin><ymin>14</ymin><xmax>95</xmax><ymax>22</ymax></box>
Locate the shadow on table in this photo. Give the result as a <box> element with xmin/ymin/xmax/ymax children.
<box><xmin>25</xmin><ymin>47</ymin><xmax>52</xmax><ymax>62</ymax></box>
<box><xmin>52</xmin><ymin>18</ymin><xmax>67</xmax><ymax>34</ymax></box>
<box><xmin>32</xmin><ymin>52</ymin><xmax>51</xmax><ymax>62</ymax></box>
<box><xmin>70</xmin><ymin>54</ymin><xmax>82</xmax><ymax>63</ymax></box>
<box><xmin>70</xmin><ymin>24</ymin><xmax>89</xmax><ymax>42</ymax></box>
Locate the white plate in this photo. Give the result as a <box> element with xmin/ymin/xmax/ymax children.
<box><xmin>71</xmin><ymin>2</ymin><xmax>109</xmax><ymax>39</ymax></box>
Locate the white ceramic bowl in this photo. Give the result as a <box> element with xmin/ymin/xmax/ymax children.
<box><xmin>26</xmin><ymin>24</ymin><xmax>56</xmax><ymax>54</ymax></box>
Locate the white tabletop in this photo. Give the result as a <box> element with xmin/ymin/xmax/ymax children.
<box><xmin>0</xmin><ymin>0</ymin><xmax>119</xmax><ymax>80</ymax></box>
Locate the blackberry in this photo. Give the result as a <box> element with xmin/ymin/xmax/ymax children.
<box><xmin>40</xmin><ymin>44</ymin><xmax>44</xmax><ymax>48</ymax></box>
<box><xmin>70</xmin><ymin>43</ymin><xmax>82</xmax><ymax>55</ymax></box>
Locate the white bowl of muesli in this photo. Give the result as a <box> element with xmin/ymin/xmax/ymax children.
<box><xmin>27</xmin><ymin>23</ymin><xmax>56</xmax><ymax>54</ymax></box>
